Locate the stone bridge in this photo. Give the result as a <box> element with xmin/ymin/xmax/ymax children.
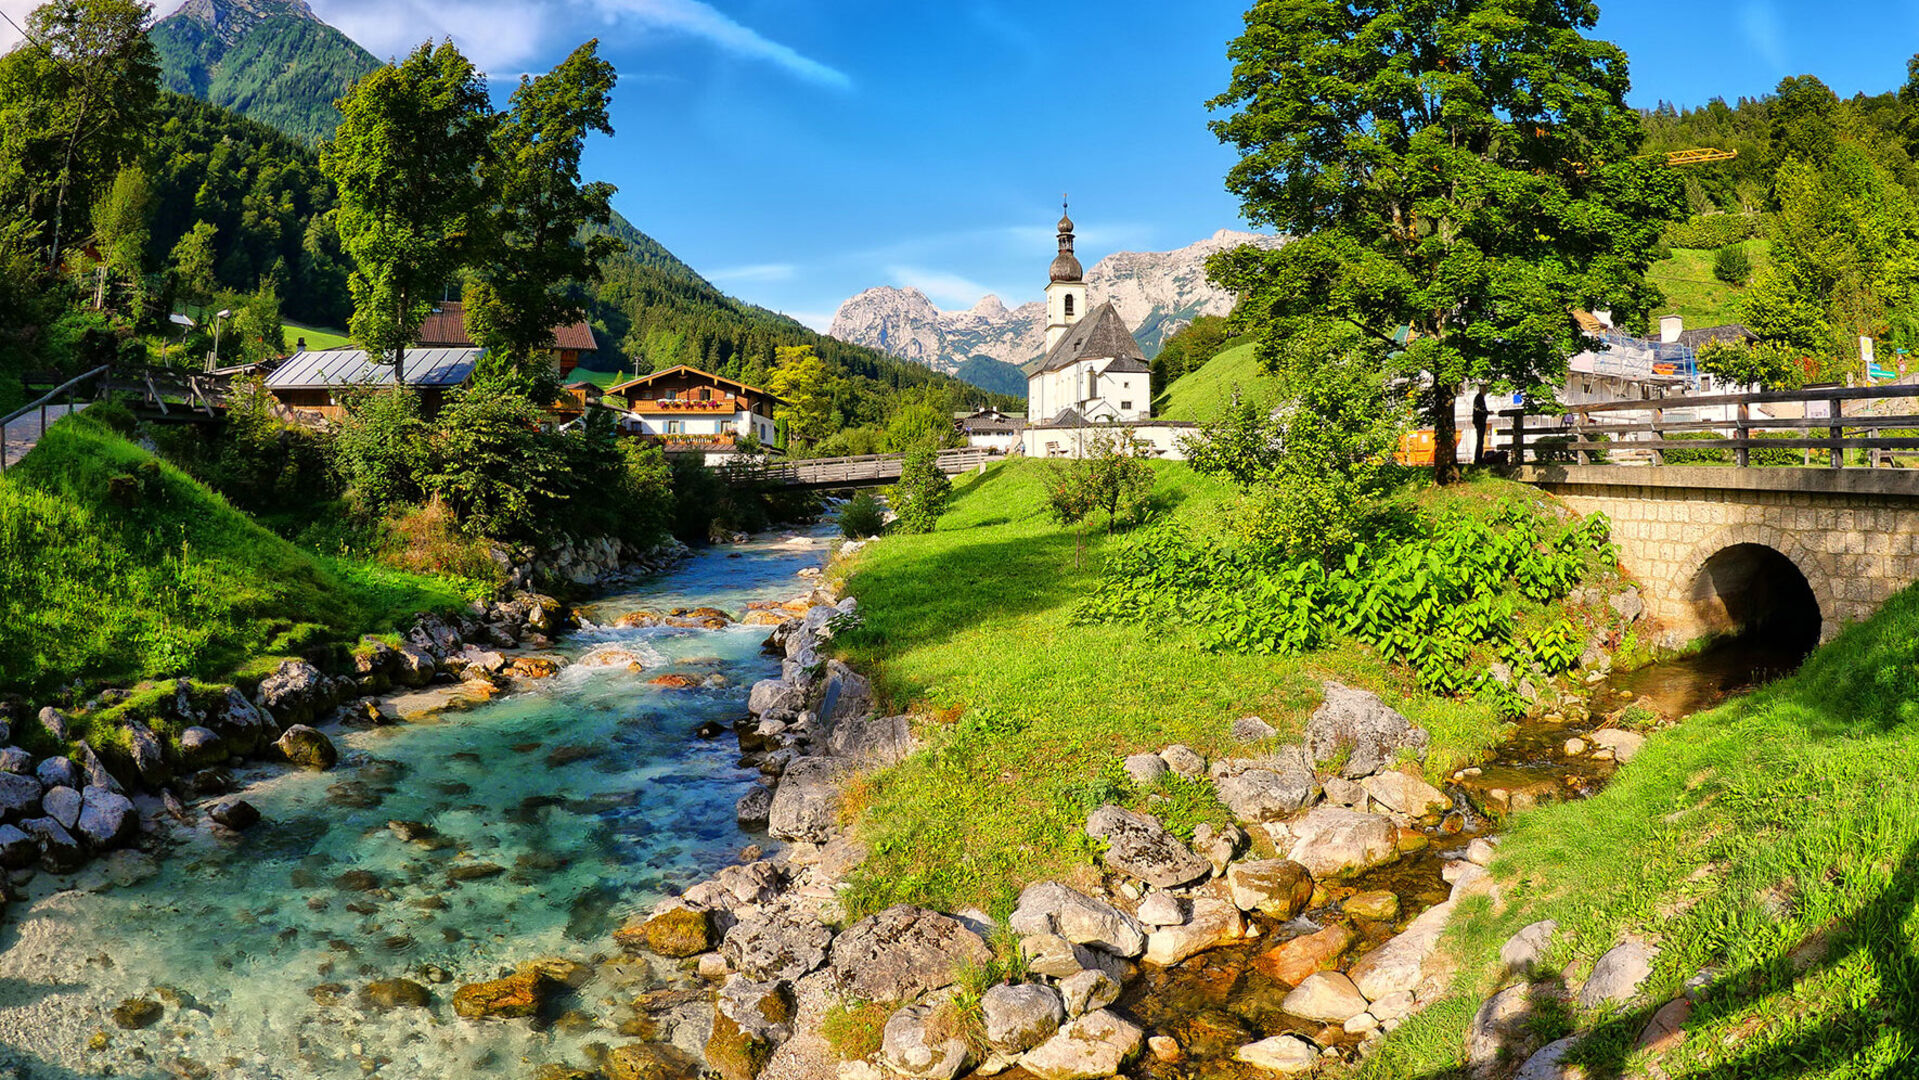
<box><xmin>1518</xmin><ymin>465</ymin><xmax>1919</xmax><ymax>646</ymax></box>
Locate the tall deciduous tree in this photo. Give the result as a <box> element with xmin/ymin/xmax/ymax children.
<box><xmin>765</xmin><ymin>344</ymin><xmax>834</xmax><ymax>446</ymax></box>
<box><xmin>464</xmin><ymin>40</ymin><xmax>620</xmax><ymax>388</ymax></box>
<box><xmin>322</xmin><ymin>40</ymin><xmax>492</xmax><ymax>380</ymax></box>
<box><xmin>1206</xmin><ymin>0</ymin><xmax>1684</xmax><ymax>483</ymax></box>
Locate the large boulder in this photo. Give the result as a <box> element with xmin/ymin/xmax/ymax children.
<box><xmin>1282</xmin><ymin>807</ymin><xmax>1399</xmax><ymax>878</ymax></box>
<box><xmin>1019</xmin><ymin>1010</ymin><xmax>1142</xmax><ymax>1080</ymax></box>
<box><xmin>74</xmin><ymin>786</ymin><xmax>137</xmax><ymax>849</ymax></box>
<box><xmin>452</xmin><ymin>969</ymin><xmax>552</xmax><ymax>1020</ymax></box>
<box><xmin>1305</xmin><ymin>681</ymin><xmax>1429</xmax><ymax>778</ymax></box>
<box><xmin>0</xmin><ymin>747</ymin><xmax>30</xmax><ymax>774</ymax></box>
<box><xmin>981</xmin><ymin>983</ymin><xmax>1065</xmax><ymax>1056</ymax></box>
<box><xmin>1224</xmin><ymin>860</ymin><xmax>1315</xmax><ymax>919</ymax></box>
<box><xmin>177</xmin><ymin>726</ymin><xmax>225</xmax><ymax>770</ymax></box>
<box><xmin>1142</xmin><ymin>898</ymin><xmax>1247</xmax><ymax>967</ymax></box>
<box><xmin>1234</xmin><ymin>1035</ymin><xmax>1317</xmax><ymax>1075</ymax></box>
<box><xmin>767</xmin><ymin>757</ymin><xmax>847</xmax><ymax>843</ymax></box>
<box><xmin>19</xmin><ymin>816</ymin><xmax>84</xmax><ymax>872</ymax></box>
<box><xmin>716</xmin><ymin>975</ymin><xmax>793</xmax><ymax>1043</ymax></box>
<box><xmin>617</xmin><ymin>906</ymin><xmax>716</xmax><ymax>958</ymax></box>
<box><xmin>1501</xmin><ymin>920</ymin><xmax>1559</xmax><ymax>976</ymax></box>
<box><xmin>0</xmin><ymin>771</ymin><xmax>43</xmax><ymax>821</ymax></box>
<box><xmin>1212</xmin><ymin>758</ymin><xmax>1320</xmax><ymax>823</ymax></box>
<box><xmin>0</xmin><ymin>823</ymin><xmax>36</xmax><ymax>868</ymax></box>
<box><xmin>819</xmin><ymin>661</ymin><xmax>875</xmax><ymax>725</ymax></box>
<box><xmin>1084</xmin><ymin>806</ymin><xmax>1210</xmax><ymax>888</ymax></box>
<box><xmin>35</xmin><ymin>756</ymin><xmax>79</xmax><ymax>792</ymax></box>
<box><xmin>829</xmin><ymin>904</ymin><xmax>993</xmax><ymax>1003</ymax></box>
<box><xmin>256</xmin><ymin>659</ymin><xmax>335</xmax><ymax>726</ymax></box>
<box><xmin>1280</xmin><ymin>972</ymin><xmax>1368</xmax><ymax>1024</ymax></box>
<box><xmin>1009</xmin><ymin>883</ymin><xmax>1146</xmax><ymax>959</ymax></box>
<box><xmin>1359</xmin><ymin>770</ymin><xmax>1449</xmax><ymax>818</ymax></box>
<box><xmin>36</xmin><ymin>706</ymin><xmax>70</xmax><ymax>743</ymax></box>
<box><xmin>74</xmin><ymin>741</ymin><xmax>120</xmax><ymax>793</ymax></box>
<box><xmin>275</xmin><ymin>725</ymin><xmax>338</xmax><ymax>770</ymax></box>
<box><xmin>881</xmin><ymin>1002</ymin><xmax>969</xmax><ymax>1080</ymax></box>
<box><xmin>1578</xmin><ymin>940</ymin><xmax>1658</xmax><ymax>1009</ymax></box>
<box><xmin>1348</xmin><ymin>900</ymin><xmax>1456</xmax><ymax>1001</ymax></box>
<box><xmin>125</xmin><ymin>722</ymin><xmax>169</xmax><ymax>787</ymax></box>
<box><xmin>722</xmin><ymin>910</ymin><xmax>832</xmax><ymax>983</ymax></box>
<box><xmin>40</xmin><ymin>785</ymin><xmax>81</xmax><ymax>830</ymax></box>
<box><xmin>1058</xmin><ymin>970</ymin><xmax>1121</xmax><ymax>1019</ymax></box>
<box><xmin>827</xmin><ymin>715</ymin><xmax>917</xmax><ymax>767</ymax></box>
<box><xmin>747</xmin><ymin>679</ymin><xmax>804</xmax><ymax>721</ymax></box>
<box><xmin>707</xmin><ymin>1009</ymin><xmax>777</xmax><ymax>1080</ymax></box>
<box><xmin>1019</xmin><ymin>934</ymin><xmax>1134</xmax><ymax>984</ymax></box>
<box><xmin>1467</xmin><ymin>982</ymin><xmax>1554</xmax><ymax>1074</ymax></box>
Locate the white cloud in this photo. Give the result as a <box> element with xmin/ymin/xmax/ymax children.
<box><xmin>0</xmin><ymin>1</ymin><xmax>40</xmax><ymax>53</ymax></box>
<box><xmin>707</xmin><ymin>262</ymin><xmax>796</xmax><ymax>283</ymax></box>
<box><xmin>308</xmin><ymin>0</ymin><xmax>850</xmax><ymax>87</ymax></box>
<box><xmin>1738</xmin><ymin>1</ymin><xmax>1787</xmax><ymax>73</ymax></box>
<box><xmin>784</xmin><ymin>311</ymin><xmax>835</xmax><ymax>332</ymax></box>
<box><xmin>887</xmin><ymin>265</ymin><xmax>996</xmax><ymax>309</ymax></box>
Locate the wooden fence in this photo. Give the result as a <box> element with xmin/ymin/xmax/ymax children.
<box><xmin>1502</xmin><ymin>383</ymin><xmax>1919</xmax><ymax>468</ymax></box>
<box><xmin>744</xmin><ymin>447</ymin><xmax>1001</xmax><ymax>488</ymax></box>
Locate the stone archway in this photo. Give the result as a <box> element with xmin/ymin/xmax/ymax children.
<box><xmin>1670</xmin><ymin>524</ymin><xmax>1832</xmax><ymax>646</ymax></box>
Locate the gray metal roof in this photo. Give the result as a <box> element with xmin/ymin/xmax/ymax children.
<box><xmin>265</xmin><ymin>348</ymin><xmax>481</xmax><ymax>390</ymax></box>
<box><xmin>1024</xmin><ymin>302</ymin><xmax>1149</xmax><ymax>376</ymax></box>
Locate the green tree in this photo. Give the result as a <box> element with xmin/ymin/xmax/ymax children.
<box><xmin>331</xmin><ymin>386</ymin><xmax>429</xmax><ymax>518</ymax></box>
<box><xmin>890</xmin><ymin>447</ymin><xmax>952</xmax><ymax>534</ymax></box>
<box><xmin>1713</xmin><ymin>242</ymin><xmax>1753</xmax><ymax>286</ymax></box>
<box><xmin>168</xmin><ymin>220</ymin><xmax>219</xmax><ymax>315</ymax></box>
<box><xmin>1151</xmin><ymin>314</ymin><xmax>1230</xmax><ymax>396</ymax></box>
<box><xmin>464</xmin><ymin>40</ymin><xmax>620</xmax><ymax>385</ymax></box>
<box><xmin>1207</xmin><ymin>0</ymin><xmax>1685</xmax><ymax>484</ymax></box>
<box><xmin>765</xmin><ymin>344</ymin><xmax>834</xmax><ymax>446</ymax></box>
<box><xmin>90</xmin><ymin>164</ymin><xmax>150</xmax><ymax>276</ymax></box>
<box><xmin>1696</xmin><ymin>340</ymin><xmax>1807</xmax><ymax>390</ymax></box>
<box><xmin>884</xmin><ymin>391</ymin><xmax>959</xmax><ymax>451</ymax></box>
<box><xmin>0</xmin><ymin>0</ymin><xmax>159</xmax><ymax>265</ymax></box>
<box><xmin>321</xmin><ymin>40</ymin><xmax>492</xmax><ymax>380</ymax></box>
<box><xmin>1769</xmin><ymin>75</ymin><xmax>1841</xmax><ymax>169</ymax></box>
<box><xmin>230</xmin><ymin>278</ymin><xmax>285</xmax><ymax>364</ymax></box>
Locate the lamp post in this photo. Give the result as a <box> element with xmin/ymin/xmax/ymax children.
<box><xmin>207</xmin><ymin>308</ymin><xmax>232</xmax><ymax>372</ymax></box>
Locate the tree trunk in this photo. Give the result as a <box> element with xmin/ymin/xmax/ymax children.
<box><xmin>1431</xmin><ymin>380</ymin><xmax>1463</xmax><ymax>486</ymax></box>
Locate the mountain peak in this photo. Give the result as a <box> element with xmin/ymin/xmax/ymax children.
<box><xmin>167</xmin><ymin>0</ymin><xmax>318</xmax><ymax>47</ymax></box>
<box><xmin>970</xmin><ymin>294</ymin><xmax>1006</xmax><ymax>315</ymax></box>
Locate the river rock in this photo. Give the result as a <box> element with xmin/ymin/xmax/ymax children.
<box><xmin>747</xmin><ymin>678</ymin><xmax>804</xmax><ymax>721</ymax></box>
<box><xmin>1501</xmin><ymin>920</ymin><xmax>1558</xmax><ymax>975</ymax></box>
<box><xmin>178</xmin><ymin>726</ymin><xmax>225</xmax><ymax>769</ymax></box>
<box><xmin>19</xmin><ymin>816</ymin><xmax>83</xmax><ymax>872</ymax></box>
<box><xmin>767</xmin><ymin>757</ymin><xmax>847</xmax><ymax>842</ymax></box>
<box><xmin>40</xmin><ymin>785</ymin><xmax>81</xmax><ymax>830</ymax></box>
<box><xmin>882</xmin><ymin>1002</ymin><xmax>969</xmax><ymax>1080</ymax></box>
<box><xmin>37</xmin><ymin>706</ymin><xmax>70</xmax><ymax>743</ymax></box>
<box><xmin>1143</xmin><ymin>898</ymin><xmax>1246</xmax><ymax>966</ymax></box>
<box><xmin>1191</xmin><ymin>822</ymin><xmax>1245</xmax><ymax>874</ymax></box>
<box><xmin>275</xmin><ymin>725</ymin><xmax>338</xmax><ymax>770</ymax></box>
<box><xmin>1136</xmin><ymin>891</ymin><xmax>1184</xmax><ymax>927</ymax></box>
<box><xmin>707</xmin><ymin>1009</ymin><xmax>776</xmax><ymax>1080</ymax></box>
<box><xmin>607</xmin><ymin>1043</ymin><xmax>702</xmax><ymax>1080</ymax></box>
<box><xmin>1009</xmin><ymin>883</ymin><xmax>1146</xmax><ymax>958</ymax></box>
<box><xmin>1020</xmin><ymin>1010</ymin><xmax>1142</xmax><ymax>1080</ymax></box>
<box><xmin>1345</xmin><ymin>890</ymin><xmax>1400</xmax><ymax>921</ymax></box>
<box><xmin>210</xmin><ymin>799</ymin><xmax>261</xmax><ymax>830</ymax></box>
<box><xmin>1058</xmin><ymin>970</ymin><xmax>1120</xmax><ymax>1018</ymax></box>
<box><xmin>123</xmin><ymin>721</ymin><xmax>169</xmax><ymax>787</ymax></box>
<box><xmin>1122</xmin><ymin>753</ymin><xmax>1168</xmax><ymax>787</ymax></box>
<box><xmin>393</xmin><ymin>643</ymin><xmax>436</xmax><ymax>688</ymax></box>
<box><xmin>1225</xmin><ymin>860</ymin><xmax>1314</xmax><ymax>918</ymax></box>
<box><xmin>112</xmin><ymin>997</ymin><xmax>163</xmax><ymax>1029</ymax></box>
<box><xmin>0</xmin><ymin>772</ymin><xmax>42</xmax><ymax>820</ymax></box>
<box><xmin>452</xmin><ymin>969</ymin><xmax>551</xmax><ymax>1019</ymax></box>
<box><xmin>1231</xmin><ymin>716</ymin><xmax>1277</xmax><ymax>742</ymax></box>
<box><xmin>827</xmin><ymin>715</ymin><xmax>917</xmax><ymax>767</ymax></box>
<box><xmin>619</xmin><ymin>906</ymin><xmax>716</xmax><ymax>958</ymax></box>
<box><xmin>1281</xmin><ymin>971</ymin><xmax>1369</xmax><ymax>1023</ymax></box>
<box><xmin>1159</xmin><ymin>745</ymin><xmax>1205</xmax><ymax>778</ymax></box>
<box><xmin>723</xmin><ymin>910</ymin><xmax>832</xmax><ymax>983</ymax></box>
<box><xmin>0</xmin><ymin>746</ymin><xmax>29</xmax><ymax>774</ymax></box>
<box><xmin>35</xmin><ymin>756</ymin><xmax>79</xmax><ymax>791</ymax></box>
<box><xmin>75</xmin><ymin>786</ymin><xmax>136</xmax><ymax>849</ymax></box>
<box><xmin>1283</xmin><ymin>807</ymin><xmax>1399</xmax><ymax>878</ymax></box>
<box><xmin>982</xmin><ymin>983</ymin><xmax>1065</xmax><ymax>1054</ymax></box>
<box><xmin>1212</xmin><ymin>750</ymin><xmax>1320</xmax><ymax>823</ymax></box>
<box><xmin>1513</xmin><ymin>1036</ymin><xmax>1579</xmax><ymax>1080</ymax></box>
<box><xmin>256</xmin><ymin>659</ymin><xmax>334</xmax><ymax>726</ymax></box>
<box><xmin>1085</xmin><ymin>805</ymin><xmax>1210</xmax><ymax>888</ymax></box>
<box><xmin>716</xmin><ymin>975</ymin><xmax>793</xmax><ymax>1043</ymax></box>
<box><xmin>0</xmin><ymin>823</ymin><xmax>35</xmax><ymax>868</ymax></box>
<box><xmin>75</xmin><ymin>740</ymin><xmax>120</xmax><ymax>793</ymax></box>
<box><xmin>1578</xmin><ymin>940</ymin><xmax>1658</xmax><ymax>1008</ymax></box>
<box><xmin>1234</xmin><ymin>1035</ymin><xmax>1316</xmax><ymax>1074</ymax></box>
<box><xmin>736</xmin><ymin>785</ymin><xmax>773</xmax><ymax>827</ymax></box>
<box><xmin>1255</xmin><ymin>924</ymin><xmax>1356</xmax><ymax>986</ymax></box>
<box><xmin>1348</xmin><ymin>900</ymin><xmax>1457</xmax><ymax>1001</ymax></box>
<box><xmin>1591</xmin><ymin>728</ymin><xmax>1647</xmax><ymax>763</ymax></box>
<box><xmin>1019</xmin><ymin>934</ymin><xmax>1132</xmax><ymax>983</ymax></box>
<box><xmin>1359</xmin><ymin>771</ymin><xmax>1449</xmax><ymax>817</ymax></box>
<box><xmin>819</xmin><ymin>661</ymin><xmax>875</xmax><ymax>725</ymax></box>
<box><xmin>830</xmin><ymin>904</ymin><xmax>992</xmax><ymax>1002</ymax></box>
<box><xmin>1305</xmin><ymin>681</ymin><xmax>1429</xmax><ymax>778</ymax></box>
<box><xmin>360</xmin><ymin>978</ymin><xmax>431</xmax><ymax>1009</ymax></box>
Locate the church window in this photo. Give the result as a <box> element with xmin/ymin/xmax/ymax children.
<box><xmin>1121</xmin><ymin>401</ymin><xmax>1133</xmax><ymax>411</ymax></box>
<box><xmin>1063</xmin><ymin>294</ymin><xmax>1075</xmax><ymax>317</ymax></box>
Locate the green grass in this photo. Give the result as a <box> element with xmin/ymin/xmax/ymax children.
<box><xmin>1155</xmin><ymin>341</ymin><xmax>1281</xmax><ymax>422</ymax></box>
<box><xmin>1364</xmin><ymin>582</ymin><xmax>1919</xmax><ymax>1078</ymax></box>
<box><xmin>1647</xmin><ymin>242</ymin><xmax>1771</xmax><ymax>329</ymax></box>
<box><xmin>283</xmin><ymin>320</ymin><xmax>353</xmax><ymax>351</ymax></box>
<box><xmin>833</xmin><ymin>461</ymin><xmax>1526</xmax><ymax>919</ymax></box>
<box><xmin>0</xmin><ymin>411</ymin><xmax>467</xmax><ymax>697</ymax></box>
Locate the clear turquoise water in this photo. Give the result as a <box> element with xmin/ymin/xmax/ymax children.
<box><xmin>0</xmin><ymin>529</ymin><xmax>834</xmax><ymax>1079</ymax></box>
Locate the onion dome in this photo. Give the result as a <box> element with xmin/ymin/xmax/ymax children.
<box><xmin>1050</xmin><ymin>252</ymin><xmax>1084</xmax><ymax>283</ymax></box>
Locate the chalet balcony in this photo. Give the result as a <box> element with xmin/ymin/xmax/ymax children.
<box><xmin>632</xmin><ymin>398</ymin><xmax>741</xmax><ymax>415</ymax></box>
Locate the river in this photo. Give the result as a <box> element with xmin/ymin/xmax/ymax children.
<box><xmin>0</xmin><ymin>527</ymin><xmax>833</xmax><ymax>1080</ymax></box>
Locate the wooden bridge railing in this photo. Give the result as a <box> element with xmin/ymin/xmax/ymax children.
<box><xmin>741</xmin><ymin>446</ymin><xmax>1001</xmax><ymax>488</ymax></box>
<box><xmin>1</xmin><ymin>365</ymin><xmax>111</xmax><ymax>473</ymax></box>
<box><xmin>1501</xmin><ymin>382</ymin><xmax>1919</xmax><ymax>469</ymax></box>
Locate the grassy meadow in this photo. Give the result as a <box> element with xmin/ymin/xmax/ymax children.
<box><xmin>1155</xmin><ymin>341</ymin><xmax>1280</xmax><ymax>422</ymax></box>
<box><xmin>1647</xmin><ymin>242</ymin><xmax>1771</xmax><ymax>330</ymax></box>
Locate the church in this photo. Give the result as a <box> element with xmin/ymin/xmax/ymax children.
<box><xmin>1019</xmin><ymin>208</ymin><xmax>1193</xmax><ymax>458</ymax></box>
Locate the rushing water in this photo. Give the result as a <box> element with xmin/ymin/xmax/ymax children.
<box><xmin>0</xmin><ymin>529</ymin><xmax>834</xmax><ymax>1080</ymax></box>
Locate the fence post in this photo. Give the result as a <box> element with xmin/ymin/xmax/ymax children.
<box><xmin>1573</xmin><ymin>409</ymin><xmax>1589</xmax><ymax>466</ymax></box>
<box><xmin>1829</xmin><ymin>396</ymin><xmax>1843</xmax><ymax>468</ymax></box>
<box><xmin>1511</xmin><ymin>411</ymin><xmax>1526</xmax><ymax>465</ymax></box>
<box><xmin>1735</xmin><ymin>402</ymin><xmax>1750</xmax><ymax>468</ymax></box>
<box><xmin>1650</xmin><ymin>407</ymin><xmax>1665</xmax><ymax>466</ymax></box>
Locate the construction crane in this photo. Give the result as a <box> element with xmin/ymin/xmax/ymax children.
<box><xmin>1647</xmin><ymin>147</ymin><xmax>1739</xmax><ymax>167</ymax></box>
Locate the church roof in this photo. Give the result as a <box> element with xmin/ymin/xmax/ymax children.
<box><xmin>1024</xmin><ymin>302</ymin><xmax>1148</xmax><ymax>377</ymax></box>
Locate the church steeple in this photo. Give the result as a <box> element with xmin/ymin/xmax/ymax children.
<box><xmin>1045</xmin><ymin>197</ymin><xmax>1089</xmax><ymax>350</ymax></box>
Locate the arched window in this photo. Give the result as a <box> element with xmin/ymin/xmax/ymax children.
<box><xmin>1063</xmin><ymin>294</ymin><xmax>1075</xmax><ymax>317</ymax></box>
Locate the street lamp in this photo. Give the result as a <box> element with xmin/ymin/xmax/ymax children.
<box><xmin>207</xmin><ymin>309</ymin><xmax>232</xmax><ymax>372</ymax></box>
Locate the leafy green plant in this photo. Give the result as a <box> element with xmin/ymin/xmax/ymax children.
<box><xmin>891</xmin><ymin>448</ymin><xmax>953</xmax><ymax>535</ymax></box>
<box><xmin>1713</xmin><ymin>242</ymin><xmax>1753</xmax><ymax>286</ymax></box>
<box><xmin>839</xmin><ymin>492</ymin><xmax>885</xmax><ymax>539</ymax></box>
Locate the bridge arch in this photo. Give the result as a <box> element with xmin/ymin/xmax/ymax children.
<box><xmin>1672</xmin><ymin>524</ymin><xmax>1831</xmax><ymax>648</ymax></box>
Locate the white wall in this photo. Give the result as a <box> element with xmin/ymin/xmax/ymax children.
<box><xmin>1020</xmin><ymin>423</ymin><xmax>1192</xmax><ymax>460</ymax></box>
<box><xmin>1045</xmin><ymin>280</ymin><xmax>1088</xmax><ymax>350</ymax></box>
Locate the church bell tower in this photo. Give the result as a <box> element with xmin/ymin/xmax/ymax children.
<box><xmin>1045</xmin><ymin>200</ymin><xmax>1088</xmax><ymax>351</ymax></box>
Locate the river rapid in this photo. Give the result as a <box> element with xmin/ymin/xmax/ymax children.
<box><xmin>0</xmin><ymin>528</ymin><xmax>835</xmax><ymax>1080</ymax></box>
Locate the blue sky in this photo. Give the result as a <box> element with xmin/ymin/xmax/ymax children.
<box><xmin>15</xmin><ymin>0</ymin><xmax>1916</xmax><ymax>328</ymax></box>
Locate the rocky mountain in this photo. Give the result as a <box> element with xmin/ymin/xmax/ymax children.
<box><xmin>151</xmin><ymin>0</ymin><xmax>381</xmax><ymax>143</ymax></box>
<box><xmin>827</xmin><ymin>230</ymin><xmax>1286</xmax><ymax>387</ymax></box>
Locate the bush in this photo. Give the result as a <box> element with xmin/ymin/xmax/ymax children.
<box><xmin>890</xmin><ymin>448</ymin><xmax>953</xmax><ymax>534</ymax></box>
<box><xmin>1713</xmin><ymin>242</ymin><xmax>1753</xmax><ymax>286</ymax></box>
<box><xmin>1666</xmin><ymin>213</ymin><xmax>1762</xmax><ymax>249</ymax></box>
<box><xmin>839</xmin><ymin>492</ymin><xmax>885</xmax><ymax>539</ymax></box>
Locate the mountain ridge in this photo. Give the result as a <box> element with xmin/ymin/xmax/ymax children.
<box><xmin>826</xmin><ymin>229</ymin><xmax>1286</xmax><ymax>378</ymax></box>
<box><xmin>151</xmin><ymin>0</ymin><xmax>381</xmax><ymax>143</ymax></box>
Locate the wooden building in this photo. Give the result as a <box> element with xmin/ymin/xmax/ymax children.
<box><xmin>263</xmin><ymin>347</ymin><xmax>481</xmax><ymax>421</ymax></box>
<box><xmin>602</xmin><ymin>366</ymin><xmax>785</xmax><ymax>460</ymax></box>
<box><xmin>415</xmin><ymin>302</ymin><xmax>600</xmax><ymax>377</ymax></box>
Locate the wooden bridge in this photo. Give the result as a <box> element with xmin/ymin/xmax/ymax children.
<box><xmin>738</xmin><ymin>447</ymin><xmax>1001</xmax><ymax>489</ymax></box>
<box><xmin>2</xmin><ymin>364</ymin><xmax>236</xmax><ymax>472</ymax></box>
<box><xmin>1498</xmin><ymin>382</ymin><xmax>1919</xmax><ymax>646</ymax></box>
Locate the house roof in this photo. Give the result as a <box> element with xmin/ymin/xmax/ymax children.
<box><xmin>1678</xmin><ymin>324</ymin><xmax>1759</xmax><ymax>349</ymax></box>
<box><xmin>265</xmin><ymin>348</ymin><xmax>480</xmax><ymax>390</ymax></box>
<box><xmin>1023</xmin><ymin>302</ymin><xmax>1148</xmax><ymax>377</ymax></box>
<box><xmin>604</xmin><ymin>364</ymin><xmax>789</xmax><ymax>406</ymax></box>
<box><xmin>416</xmin><ymin>301</ymin><xmax>599</xmax><ymax>352</ymax></box>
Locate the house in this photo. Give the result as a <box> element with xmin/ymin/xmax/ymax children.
<box><xmin>602</xmin><ymin>365</ymin><xmax>785</xmax><ymax>464</ymax></box>
<box><xmin>415</xmin><ymin>301</ymin><xmax>600</xmax><ymax>377</ymax></box>
<box><xmin>263</xmin><ymin>347</ymin><xmax>481</xmax><ymax>421</ymax></box>
<box><xmin>954</xmin><ymin>408</ymin><xmax>1024</xmax><ymax>452</ymax></box>
<box><xmin>1016</xmin><ymin>207</ymin><xmax>1194</xmax><ymax>458</ymax></box>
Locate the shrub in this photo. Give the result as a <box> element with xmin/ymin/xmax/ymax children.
<box><xmin>839</xmin><ymin>492</ymin><xmax>885</xmax><ymax>539</ymax></box>
<box><xmin>1666</xmin><ymin>213</ymin><xmax>1761</xmax><ymax>249</ymax></box>
<box><xmin>1713</xmin><ymin>243</ymin><xmax>1753</xmax><ymax>286</ymax></box>
<box><xmin>331</xmin><ymin>386</ymin><xmax>429</xmax><ymax>519</ymax></box>
<box><xmin>890</xmin><ymin>448</ymin><xmax>953</xmax><ymax>534</ymax></box>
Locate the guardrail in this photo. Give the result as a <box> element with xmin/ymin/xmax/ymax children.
<box><xmin>1501</xmin><ymin>383</ymin><xmax>1919</xmax><ymax>468</ymax></box>
<box><xmin>746</xmin><ymin>447</ymin><xmax>1001</xmax><ymax>488</ymax></box>
<box><xmin>1</xmin><ymin>365</ymin><xmax>109</xmax><ymax>473</ymax></box>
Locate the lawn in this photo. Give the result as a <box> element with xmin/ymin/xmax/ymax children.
<box><xmin>1364</xmin><ymin>577</ymin><xmax>1919</xmax><ymax>1078</ymax></box>
<box><xmin>1155</xmin><ymin>341</ymin><xmax>1280</xmax><ymax>422</ymax></box>
<box><xmin>1647</xmin><ymin>241</ymin><xmax>1771</xmax><ymax>330</ymax></box>
<box><xmin>0</xmin><ymin>408</ymin><xmax>469</xmax><ymax>697</ymax></box>
<box><xmin>283</xmin><ymin>320</ymin><xmax>353</xmax><ymax>351</ymax></box>
<box><xmin>832</xmin><ymin>460</ymin><xmax>1528</xmax><ymax>919</ymax></box>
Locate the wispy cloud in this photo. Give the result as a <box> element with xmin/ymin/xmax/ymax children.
<box><xmin>887</xmin><ymin>266</ymin><xmax>996</xmax><ymax>308</ymax></box>
<box><xmin>707</xmin><ymin>262</ymin><xmax>797</xmax><ymax>284</ymax></box>
<box><xmin>305</xmin><ymin>0</ymin><xmax>849</xmax><ymax>87</ymax></box>
<box><xmin>1738</xmin><ymin>1</ymin><xmax>1788</xmax><ymax>73</ymax></box>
